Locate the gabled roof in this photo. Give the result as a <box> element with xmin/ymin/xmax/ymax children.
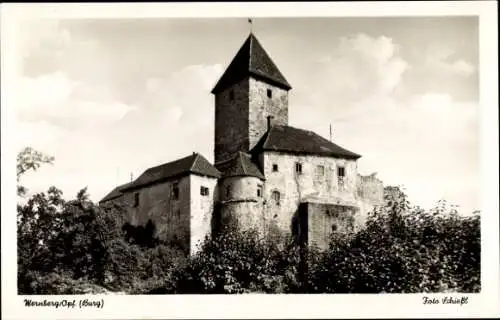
<box><xmin>251</xmin><ymin>125</ymin><xmax>362</xmax><ymax>159</ymax></box>
<box><xmin>211</xmin><ymin>33</ymin><xmax>292</xmax><ymax>94</ymax></box>
<box><xmin>215</xmin><ymin>151</ymin><xmax>265</xmax><ymax>180</ymax></box>
<box><xmin>123</xmin><ymin>153</ymin><xmax>221</xmax><ymax>191</ymax></box>
<box><xmin>99</xmin><ymin>181</ymin><xmax>134</xmax><ymax>203</ymax></box>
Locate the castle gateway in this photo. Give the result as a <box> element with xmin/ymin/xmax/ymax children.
<box><xmin>100</xmin><ymin>32</ymin><xmax>384</xmax><ymax>255</ymax></box>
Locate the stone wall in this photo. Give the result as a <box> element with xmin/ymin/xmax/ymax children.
<box><xmin>305</xmin><ymin>202</ymin><xmax>359</xmax><ymax>250</ymax></box>
<box><xmin>357</xmin><ymin>173</ymin><xmax>384</xmax><ymax>206</ymax></box>
<box><xmin>219</xmin><ymin>176</ymin><xmax>265</xmax><ymax>236</ymax></box>
<box><xmin>121</xmin><ymin>176</ymin><xmax>191</xmax><ymax>252</ymax></box>
<box><xmin>103</xmin><ymin>194</ymin><xmax>134</xmax><ymax>228</ymax></box>
<box><xmin>214</xmin><ymin>78</ymin><xmax>249</xmax><ymax>164</ymax></box>
<box><xmin>259</xmin><ymin>151</ymin><xmax>360</xmax><ymax>240</ymax></box>
<box><xmin>248</xmin><ymin>78</ymin><xmax>289</xmax><ymax>150</ymax></box>
<box><xmin>220</xmin><ymin>201</ymin><xmax>265</xmax><ymax>235</ymax></box>
<box><xmin>219</xmin><ymin>176</ymin><xmax>262</xmax><ymax>202</ymax></box>
<box><xmin>214</xmin><ymin>77</ymin><xmax>289</xmax><ymax>164</ymax></box>
<box><xmin>189</xmin><ymin>175</ymin><xmax>219</xmax><ymax>255</ymax></box>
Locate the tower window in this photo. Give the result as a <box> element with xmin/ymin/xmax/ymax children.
<box><xmin>229</xmin><ymin>90</ymin><xmax>234</xmax><ymax>101</ymax></box>
<box><xmin>173</xmin><ymin>182</ymin><xmax>179</xmax><ymax>200</ymax></box>
<box><xmin>295</xmin><ymin>162</ymin><xmax>303</xmax><ymax>174</ymax></box>
<box><xmin>200</xmin><ymin>186</ymin><xmax>209</xmax><ymax>196</ymax></box>
<box><xmin>338</xmin><ymin>166</ymin><xmax>345</xmax><ymax>177</ymax></box>
<box><xmin>133</xmin><ymin>193</ymin><xmax>139</xmax><ymax>207</ymax></box>
<box><xmin>257</xmin><ymin>185</ymin><xmax>263</xmax><ymax>197</ymax></box>
<box><xmin>271</xmin><ymin>190</ymin><xmax>281</xmax><ymax>206</ymax></box>
<box><xmin>267</xmin><ymin>89</ymin><xmax>272</xmax><ymax>98</ymax></box>
<box><xmin>337</xmin><ymin>166</ymin><xmax>346</xmax><ymax>190</ymax></box>
<box><xmin>272</xmin><ymin>164</ymin><xmax>279</xmax><ymax>172</ymax></box>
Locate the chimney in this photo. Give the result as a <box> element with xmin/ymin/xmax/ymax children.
<box><xmin>267</xmin><ymin>115</ymin><xmax>274</xmax><ymax>131</ymax></box>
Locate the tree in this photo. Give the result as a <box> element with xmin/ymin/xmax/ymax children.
<box><xmin>17</xmin><ymin>147</ymin><xmax>54</xmax><ymax>197</ymax></box>
<box><xmin>16</xmin><ymin>147</ymin><xmax>186</xmax><ymax>294</ymax></box>
<box><xmin>17</xmin><ymin>147</ymin><xmax>113</xmax><ymax>293</ymax></box>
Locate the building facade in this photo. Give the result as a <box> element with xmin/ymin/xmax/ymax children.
<box><xmin>100</xmin><ymin>33</ymin><xmax>384</xmax><ymax>255</ymax></box>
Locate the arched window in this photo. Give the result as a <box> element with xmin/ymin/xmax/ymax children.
<box><xmin>271</xmin><ymin>190</ymin><xmax>281</xmax><ymax>206</ymax></box>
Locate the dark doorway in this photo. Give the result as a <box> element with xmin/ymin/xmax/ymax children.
<box><xmin>298</xmin><ymin>203</ymin><xmax>309</xmax><ymax>248</ymax></box>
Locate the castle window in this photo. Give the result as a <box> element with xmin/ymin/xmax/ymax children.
<box><xmin>295</xmin><ymin>162</ymin><xmax>303</xmax><ymax>175</ymax></box>
<box><xmin>257</xmin><ymin>185</ymin><xmax>263</xmax><ymax>197</ymax></box>
<box><xmin>331</xmin><ymin>224</ymin><xmax>338</xmax><ymax>232</ymax></box>
<box><xmin>267</xmin><ymin>89</ymin><xmax>272</xmax><ymax>98</ymax></box>
<box><xmin>337</xmin><ymin>166</ymin><xmax>346</xmax><ymax>190</ymax></box>
<box><xmin>173</xmin><ymin>182</ymin><xmax>179</xmax><ymax>200</ymax></box>
<box><xmin>272</xmin><ymin>164</ymin><xmax>279</xmax><ymax>172</ymax></box>
<box><xmin>133</xmin><ymin>193</ymin><xmax>139</xmax><ymax>207</ymax></box>
<box><xmin>200</xmin><ymin>186</ymin><xmax>209</xmax><ymax>196</ymax></box>
<box><xmin>315</xmin><ymin>165</ymin><xmax>325</xmax><ymax>178</ymax></box>
<box><xmin>229</xmin><ymin>90</ymin><xmax>234</xmax><ymax>101</ymax></box>
<box><xmin>337</xmin><ymin>166</ymin><xmax>345</xmax><ymax>177</ymax></box>
<box><xmin>226</xmin><ymin>185</ymin><xmax>231</xmax><ymax>198</ymax></box>
<box><xmin>271</xmin><ymin>190</ymin><xmax>281</xmax><ymax>206</ymax></box>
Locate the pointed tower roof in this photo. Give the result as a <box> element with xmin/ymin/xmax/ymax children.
<box><xmin>211</xmin><ymin>33</ymin><xmax>292</xmax><ymax>94</ymax></box>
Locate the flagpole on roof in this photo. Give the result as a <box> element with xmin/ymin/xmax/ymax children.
<box><xmin>248</xmin><ymin>18</ymin><xmax>253</xmax><ymax>33</ymax></box>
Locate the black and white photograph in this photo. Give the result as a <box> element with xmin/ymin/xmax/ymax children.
<box><xmin>1</xmin><ymin>2</ymin><xmax>499</xmax><ymax>319</ymax></box>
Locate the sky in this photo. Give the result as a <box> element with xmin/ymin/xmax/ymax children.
<box><xmin>15</xmin><ymin>17</ymin><xmax>480</xmax><ymax>214</ymax></box>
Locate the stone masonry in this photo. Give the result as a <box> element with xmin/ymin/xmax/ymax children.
<box><xmin>100</xmin><ymin>32</ymin><xmax>384</xmax><ymax>256</ymax></box>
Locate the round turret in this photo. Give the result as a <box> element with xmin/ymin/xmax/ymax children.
<box><xmin>215</xmin><ymin>152</ymin><xmax>265</xmax><ymax>233</ymax></box>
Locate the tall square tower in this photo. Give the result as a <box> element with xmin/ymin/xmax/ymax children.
<box><xmin>211</xmin><ymin>33</ymin><xmax>292</xmax><ymax>164</ymax></box>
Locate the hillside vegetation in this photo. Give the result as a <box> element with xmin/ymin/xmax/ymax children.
<box><xmin>17</xmin><ymin>148</ymin><xmax>480</xmax><ymax>294</ymax></box>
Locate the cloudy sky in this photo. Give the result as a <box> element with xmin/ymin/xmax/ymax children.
<box><xmin>15</xmin><ymin>17</ymin><xmax>480</xmax><ymax>213</ymax></box>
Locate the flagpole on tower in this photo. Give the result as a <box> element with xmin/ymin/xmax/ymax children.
<box><xmin>248</xmin><ymin>18</ymin><xmax>253</xmax><ymax>33</ymax></box>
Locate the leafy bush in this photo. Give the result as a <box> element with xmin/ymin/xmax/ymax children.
<box><xmin>17</xmin><ymin>148</ymin><xmax>480</xmax><ymax>294</ymax></box>
<box><xmin>21</xmin><ymin>271</ymin><xmax>109</xmax><ymax>295</ymax></box>
<box><xmin>17</xmin><ymin>186</ymin><xmax>187</xmax><ymax>295</ymax></box>
<box><xmin>103</xmin><ymin>237</ymin><xmax>187</xmax><ymax>294</ymax></box>
<box><xmin>307</xmin><ymin>187</ymin><xmax>481</xmax><ymax>293</ymax></box>
<box><xmin>165</xmin><ymin>224</ymin><xmax>305</xmax><ymax>294</ymax></box>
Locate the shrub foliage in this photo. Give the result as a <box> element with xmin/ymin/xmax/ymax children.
<box><xmin>17</xmin><ymin>149</ymin><xmax>480</xmax><ymax>294</ymax></box>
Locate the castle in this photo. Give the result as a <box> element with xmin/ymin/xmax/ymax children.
<box><xmin>100</xmin><ymin>32</ymin><xmax>384</xmax><ymax>255</ymax></box>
